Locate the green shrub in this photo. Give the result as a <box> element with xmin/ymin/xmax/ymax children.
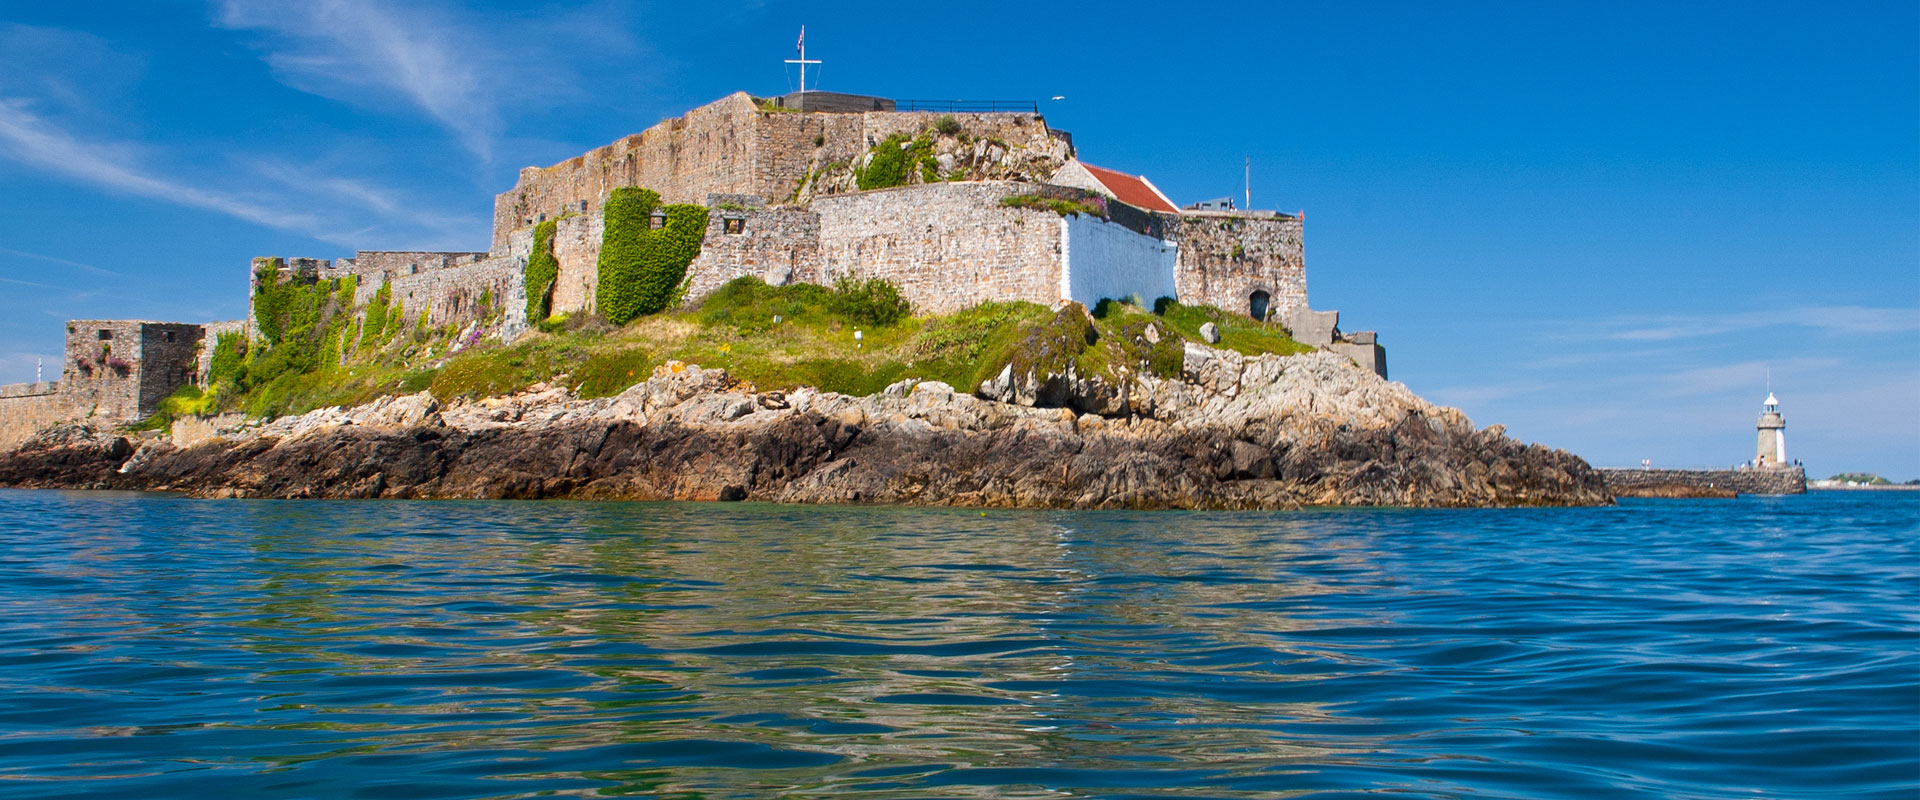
<box><xmin>695</xmin><ymin>276</ymin><xmax>833</xmax><ymax>332</ymax></box>
<box><xmin>525</xmin><ymin>219</ymin><xmax>559</xmax><ymax>321</ymax></box>
<box><xmin>596</xmin><ymin>186</ymin><xmax>710</xmax><ymax>324</ymax></box>
<box><xmin>935</xmin><ymin>115</ymin><xmax>962</xmax><ymax>136</ymax></box>
<box><xmin>857</xmin><ymin>133</ymin><xmax>935</xmax><ymax>190</ymax></box>
<box><xmin>829</xmin><ymin>276</ymin><xmax>911</xmax><ymax>327</ymax></box>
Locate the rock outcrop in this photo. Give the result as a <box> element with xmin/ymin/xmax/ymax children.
<box><xmin>0</xmin><ymin>350</ymin><xmax>1610</xmax><ymax>508</ymax></box>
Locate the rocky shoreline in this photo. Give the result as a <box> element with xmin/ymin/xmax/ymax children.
<box><xmin>0</xmin><ymin>347</ymin><xmax>1610</xmax><ymax>508</ymax></box>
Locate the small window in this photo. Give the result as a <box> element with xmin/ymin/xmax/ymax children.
<box><xmin>97</xmin><ymin>329</ymin><xmax>112</xmax><ymax>341</ymax></box>
<box><xmin>723</xmin><ymin>217</ymin><xmax>746</xmax><ymax>234</ymax></box>
<box><xmin>579</xmin><ymin>200</ymin><xmax>588</xmax><ymax>212</ymax></box>
<box><xmin>163</xmin><ymin>331</ymin><xmax>175</xmax><ymax>343</ymax></box>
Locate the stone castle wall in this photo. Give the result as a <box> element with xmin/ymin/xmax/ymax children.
<box><xmin>1598</xmin><ymin>467</ymin><xmax>1808</xmax><ymax>496</ymax></box>
<box><xmin>387</xmin><ymin>254</ymin><xmax>526</xmax><ymax>336</ymax></box>
<box><xmin>492</xmin><ymin>93</ymin><xmax>765</xmax><ymax>253</ymax></box>
<box><xmin>685</xmin><ymin>206</ymin><xmax>824</xmax><ymax>301</ymax></box>
<box><xmin>1171</xmin><ymin>213</ymin><xmax>1307</xmax><ymax>322</ymax></box>
<box><xmin>548</xmin><ymin>212</ymin><xmax>602</xmax><ymax>317</ymax></box>
<box><xmin>196</xmin><ymin>321</ymin><xmax>247</xmax><ymax>384</ymax></box>
<box><xmin>58</xmin><ymin>320</ymin><xmax>202</xmax><ymax>421</ymax></box>
<box><xmin>0</xmin><ymin>390</ymin><xmax>68</xmax><ymax>452</ymax></box>
<box><xmin>813</xmin><ymin>182</ymin><xmax>1064</xmax><ymax>314</ymax></box>
<box><xmin>491</xmin><ymin>92</ymin><xmax>1072</xmax><ymax>254</ymax></box>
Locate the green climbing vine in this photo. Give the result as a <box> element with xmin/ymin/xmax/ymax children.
<box><xmin>595</xmin><ymin>186</ymin><xmax>709</xmax><ymax>325</ymax></box>
<box><xmin>525</xmin><ymin>219</ymin><xmax>559</xmax><ymax>321</ymax></box>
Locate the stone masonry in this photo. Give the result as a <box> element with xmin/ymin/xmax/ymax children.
<box><xmin>59</xmin><ymin>320</ymin><xmax>203</xmax><ymax>421</ymax></box>
<box><xmin>1597</xmin><ymin>467</ymin><xmax>1808</xmax><ymax>496</ymax></box>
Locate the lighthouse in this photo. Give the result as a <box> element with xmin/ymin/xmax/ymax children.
<box><xmin>1755</xmin><ymin>393</ymin><xmax>1787</xmax><ymax>469</ymax></box>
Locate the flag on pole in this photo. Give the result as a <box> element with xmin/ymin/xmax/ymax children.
<box><xmin>797</xmin><ymin>26</ymin><xmax>804</xmax><ymax>55</ymax></box>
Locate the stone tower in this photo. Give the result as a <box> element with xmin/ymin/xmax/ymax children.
<box><xmin>1755</xmin><ymin>393</ymin><xmax>1786</xmax><ymax>469</ymax></box>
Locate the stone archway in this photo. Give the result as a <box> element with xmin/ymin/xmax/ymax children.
<box><xmin>1248</xmin><ymin>290</ymin><xmax>1271</xmax><ymax>321</ymax></box>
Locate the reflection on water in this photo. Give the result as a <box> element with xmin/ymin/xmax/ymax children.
<box><xmin>0</xmin><ymin>491</ymin><xmax>1913</xmax><ymax>799</ymax></box>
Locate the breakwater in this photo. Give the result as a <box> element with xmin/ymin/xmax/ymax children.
<box><xmin>1599</xmin><ymin>466</ymin><xmax>1806</xmax><ymax>497</ymax></box>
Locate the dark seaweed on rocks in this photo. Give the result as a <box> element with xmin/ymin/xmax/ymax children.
<box><xmin>0</xmin><ymin>350</ymin><xmax>1611</xmax><ymax>509</ymax></box>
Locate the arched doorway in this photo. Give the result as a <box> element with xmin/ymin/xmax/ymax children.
<box><xmin>1248</xmin><ymin>290</ymin><xmax>1270</xmax><ymax>321</ymax></box>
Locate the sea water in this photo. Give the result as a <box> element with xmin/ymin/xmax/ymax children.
<box><xmin>0</xmin><ymin>490</ymin><xmax>1912</xmax><ymax>799</ymax></box>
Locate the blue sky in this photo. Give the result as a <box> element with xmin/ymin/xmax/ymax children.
<box><xmin>1</xmin><ymin>1</ymin><xmax>1915</xmax><ymax>478</ymax></box>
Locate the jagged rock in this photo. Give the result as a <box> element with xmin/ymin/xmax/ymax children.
<box><xmin>0</xmin><ymin>350</ymin><xmax>1610</xmax><ymax>508</ymax></box>
<box><xmin>1199</xmin><ymin>322</ymin><xmax>1219</xmax><ymax>343</ymax></box>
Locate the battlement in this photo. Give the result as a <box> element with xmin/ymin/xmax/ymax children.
<box><xmin>490</xmin><ymin>91</ymin><xmax>1072</xmax><ymax>253</ymax></box>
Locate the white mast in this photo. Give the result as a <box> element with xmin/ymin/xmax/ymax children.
<box><xmin>1244</xmin><ymin>156</ymin><xmax>1251</xmax><ymax>210</ymax></box>
<box><xmin>786</xmin><ymin>26</ymin><xmax>820</xmax><ymax>94</ymax></box>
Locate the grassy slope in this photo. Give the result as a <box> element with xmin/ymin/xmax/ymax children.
<box><xmin>161</xmin><ymin>278</ymin><xmax>1316</xmax><ymax>422</ymax></box>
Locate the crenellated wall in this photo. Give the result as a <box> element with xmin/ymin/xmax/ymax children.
<box><xmin>490</xmin><ymin>92</ymin><xmax>1073</xmax><ymax>254</ymax></box>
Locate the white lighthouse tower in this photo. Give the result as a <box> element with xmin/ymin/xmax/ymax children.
<box><xmin>1755</xmin><ymin>393</ymin><xmax>1787</xmax><ymax>469</ymax></box>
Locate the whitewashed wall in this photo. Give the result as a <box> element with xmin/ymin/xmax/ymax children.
<box><xmin>1059</xmin><ymin>214</ymin><xmax>1178</xmax><ymax>308</ymax></box>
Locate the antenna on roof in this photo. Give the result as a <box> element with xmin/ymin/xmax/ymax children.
<box><xmin>785</xmin><ymin>26</ymin><xmax>821</xmax><ymax>94</ymax></box>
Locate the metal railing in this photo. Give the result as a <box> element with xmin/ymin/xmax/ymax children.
<box><xmin>895</xmin><ymin>100</ymin><xmax>1039</xmax><ymax>114</ymax></box>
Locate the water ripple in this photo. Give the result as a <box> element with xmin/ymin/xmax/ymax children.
<box><xmin>0</xmin><ymin>490</ymin><xmax>1912</xmax><ymax>798</ymax></box>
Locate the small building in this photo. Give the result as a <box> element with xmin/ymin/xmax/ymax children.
<box><xmin>61</xmin><ymin>320</ymin><xmax>204</xmax><ymax>421</ymax></box>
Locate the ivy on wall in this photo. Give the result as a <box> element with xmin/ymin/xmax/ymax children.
<box><xmin>596</xmin><ymin>186</ymin><xmax>709</xmax><ymax>325</ymax></box>
<box><xmin>525</xmin><ymin>219</ymin><xmax>559</xmax><ymax>321</ymax></box>
<box><xmin>359</xmin><ymin>281</ymin><xmax>393</xmax><ymax>351</ymax></box>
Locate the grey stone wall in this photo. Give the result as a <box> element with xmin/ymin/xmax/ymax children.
<box><xmin>0</xmin><ymin>392</ymin><xmax>68</xmax><ymax>451</ymax></box>
<box><xmin>549</xmin><ymin>211</ymin><xmax>603</xmax><ymax>317</ymax></box>
<box><xmin>491</xmin><ymin>93</ymin><xmax>1073</xmax><ymax>254</ymax></box>
<box><xmin>58</xmin><ymin>320</ymin><xmax>203</xmax><ymax>421</ymax></box>
<box><xmin>197</xmin><ymin>320</ymin><xmax>248</xmax><ymax>384</ymax></box>
<box><xmin>813</xmin><ymin>181</ymin><xmax>1063</xmax><ymax>314</ymax></box>
<box><xmin>1171</xmin><ymin>213</ymin><xmax>1307</xmax><ymax>322</ymax></box>
<box><xmin>1598</xmin><ymin>467</ymin><xmax>1808</xmax><ymax>496</ymax></box>
<box><xmin>138</xmin><ymin>323</ymin><xmax>204</xmax><ymax>415</ymax></box>
<box><xmin>387</xmin><ymin>254</ymin><xmax>525</xmax><ymax>334</ymax></box>
<box><xmin>685</xmin><ymin>207</ymin><xmax>823</xmax><ymax>299</ymax></box>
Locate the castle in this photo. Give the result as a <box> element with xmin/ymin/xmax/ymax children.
<box><xmin>0</xmin><ymin>90</ymin><xmax>1386</xmax><ymax>449</ymax></box>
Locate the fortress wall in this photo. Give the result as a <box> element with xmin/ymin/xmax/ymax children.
<box><xmin>1599</xmin><ymin>467</ymin><xmax>1807</xmax><ymax>496</ymax></box>
<box><xmin>813</xmin><ymin>181</ymin><xmax>1062</xmax><ymax>314</ymax></box>
<box><xmin>1171</xmin><ymin>214</ymin><xmax>1306</xmax><ymax>321</ymax></box>
<box><xmin>1061</xmin><ymin>214</ymin><xmax>1178</xmax><ymax>308</ymax></box>
<box><xmin>137</xmin><ymin>323</ymin><xmax>204</xmax><ymax>416</ymax></box>
<box><xmin>492</xmin><ymin>93</ymin><xmax>765</xmax><ymax>253</ymax></box>
<box><xmin>62</xmin><ymin>320</ymin><xmax>148</xmax><ymax>421</ymax></box>
<box><xmin>0</xmin><ymin>391</ymin><xmax>70</xmax><ymax>452</ymax></box>
<box><xmin>197</xmin><ymin>321</ymin><xmax>247</xmax><ymax>383</ymax></box>
<box><xmin>387</xmin><ymin>255</ymin><xmax>525</xmax><ymax>334</ymax></box>
<box><xmin>549</xmin><ymin>211</ymin><xmax>605</xmax><ymax>317</ymax></box>
<box><xmin>685</xmin><ymin>208</ymin><xmax>823</xmax><ymax>301</ymax></box>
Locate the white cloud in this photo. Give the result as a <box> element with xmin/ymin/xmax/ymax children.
<box><xmin>0</xmin><ymin>99</ymin><xmax>326</xmax><ymax>233</ymax></box>
<box><xmin>215</xmin><ymin>0</ymin><xmax>495</xmax><ymax>158</ymax></box>
<box><xmin>1571</xmin><ymin>305</ymin><xmax>1920</xmax><ymax>342</ymax></box>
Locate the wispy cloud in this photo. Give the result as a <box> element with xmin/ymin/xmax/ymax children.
<box><xmin>1569</xmin><ymin>305</ymin><xmax>1920</xmax><ymax>342</ymax></box>
<box><xmin>212</xmin><ymin>1</ymin><xmax>508</xmax><ymax>161</ymax></box>
<box><xmin>0</xmin><ymin>99</ymin><xmax>328</xmax><ymax>233</ymax></box>
<box><xmin>211</xmin><ymin>1</ymin><xmax>641</xmax><ymax>164</ymax></box>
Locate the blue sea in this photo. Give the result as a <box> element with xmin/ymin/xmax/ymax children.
<box><xmin>0</xmin><ymin>490</ymin><xmax>1913</xmax><ymax>799</ymax></box>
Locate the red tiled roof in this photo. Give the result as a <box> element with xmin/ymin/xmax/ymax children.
<box><xmin>1078</xmin><ymin>163</ymin><xmax>1178</xmax><ymax>214</ymax></box>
